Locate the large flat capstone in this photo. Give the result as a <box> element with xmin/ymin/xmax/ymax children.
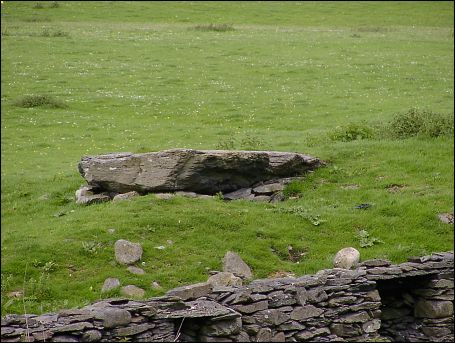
<box><xmin>78</xmin><ymin>149</ymin><xmax>322</xmax><ymax>195</ymax></box>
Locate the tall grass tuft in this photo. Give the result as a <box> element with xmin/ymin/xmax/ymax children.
<box><xmin>12</xmin><ymin>95</ymin><xmax>68</xmax><ymax>109</ymax></box>
<box><xmin>193</xmin><ymin>23</ymin><xmax>235</xmax><ymax>32</ymax></box>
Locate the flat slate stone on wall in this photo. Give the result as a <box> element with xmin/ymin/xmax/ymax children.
<box><xmin>2</xmin><ymin>252</ymin><xmax>453</xmax><ymax>342</ymax></box>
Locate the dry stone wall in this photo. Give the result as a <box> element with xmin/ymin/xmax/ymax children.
<box><xmin>2</xmin><ymin>252</ymin><xmax>453</xmax><ymax>342</ymax></box>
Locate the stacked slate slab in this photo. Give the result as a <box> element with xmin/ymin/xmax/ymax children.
<box><xmin>2</xmin><ymin>252</ymin><xmax>453</xmax><ymax>342</ymax></box>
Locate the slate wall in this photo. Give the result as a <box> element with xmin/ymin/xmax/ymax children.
<box><xmin>1</xmin><ymin>252</ymin><xmax>453</xmax><ymax>342</ymax></box>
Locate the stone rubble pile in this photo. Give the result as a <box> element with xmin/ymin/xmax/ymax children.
<box><xmin>2</xmin><ymin>251</ymin><xmax>453</xmax><ymax>342</ymax></box>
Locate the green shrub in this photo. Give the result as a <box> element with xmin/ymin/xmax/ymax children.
<box><xmin>358</xmin><ymin>229</ymin><xmax>383</xmax><ymax>248</ymax></box>
<box><xmin>193</xmin><ymin>24</ymin><xmax>235</xmax><ymax>32</ymax></box>
<box><xmin>33</xmin><ymin>2</ymin><xmax>44</xmax><ymax>9</ymax></box>
<box><xmin>329</xmin><ymin>122</ymin><xmax>375</xmax><ymax>142</ymax></box>
<box><xmin>388</xmin><ymin>108</ymin><xmax>454</xmax><ymax>138</ymax></box>
<box><xmin>12</xmin><ymin>94</ymin><xmax>68</xmax><ymax>109</ymax></box>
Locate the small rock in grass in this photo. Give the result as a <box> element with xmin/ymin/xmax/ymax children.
<box><xmin>355</xmin><ymin>203</ymin><xmax>372</xmax><ymax>210</ymax></box>
<box><xmin>114</xmin><ymin>239</ymin><xmax>143</xmax><ymax>265</ymax></box>
<box><xmin>151</xmin><ymin>281</ymin><xmax>162</xmax><ymax>290</ymax></box>
<box><xmin>121</xmin><ymin>285</ymin><xmax>145</xmax><ymax>298</ymax></box>
<box><xmin>127</xmin><ymin>266</ymin><xmax>145</xmax><ymax>275</ymax></box>
<box><xmin>7</xmin><ymin>290</ymin><xmax>24</xmax><ymax>298</ymax></box>
<box><xmin>38</xmin><ymin>194</ymin><xmax>50</xmax><ymax>201</ymax></box>
<box><xmin>101</xmin><ymin>278</ymin><xmax>120</xmax><ymax>293</ymax></box>
<box><xmin>342</xmin><ymin>184</ymin><xmax>360</xmax><ymax>190</ymax></box>
<box><xmin>333</xmin><ymin>247</ymin><xmax>360</xmax><ymax>270</ymax></box>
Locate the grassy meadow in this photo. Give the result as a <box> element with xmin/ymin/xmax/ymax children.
<box><xmin>1</xmin><ymin>1</ymin><xmax>454</xmax><ymax>315</ymax></box>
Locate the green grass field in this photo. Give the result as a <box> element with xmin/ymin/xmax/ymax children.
<box><xmin>1</xmin><ymin>1</ymin><xmax>454</xmax><ymax>315</ymax></box>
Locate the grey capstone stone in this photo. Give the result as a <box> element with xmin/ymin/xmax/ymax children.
<box><xmin>78</xmin><ymin>149</ymin><xmax>322</xmax><ymax>195</ymax></box>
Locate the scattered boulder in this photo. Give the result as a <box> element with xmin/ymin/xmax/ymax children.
<box><xmin>222</xmin><ymin>251</ymin><xmax>253</xmax><ymax>280</ymax></box>
<box><xmin>127</xmin><ymin>266</ymin><xmax>145</xmax><ymax>275</ymax></box>
<box><xmin>101</xmin><ymin>278</ymin><xmax>120</xmax><ymax>293</ymax></box>
<box><xmin>112</xmin><ymin>191</ymin><xmax>139</xmax><ymax>202</ymax></box>
<box><xmin>114</xmin><ymin>240</ymin><xmax>143</xmax><ymax>265</ymax></box>
<box><xmin>120</xmin><ymin>285</ymin><xmax>145</xmax><ymax>298</ymax></box>
<box><xmin>207</xmin><ymin>272</ymin><xmax>243</xmax><ymax>287</ymax></box>
<box><xmin>333</xmin><ymin>247</ymin><xmax>360</xmax><ymax>270</ymax></box>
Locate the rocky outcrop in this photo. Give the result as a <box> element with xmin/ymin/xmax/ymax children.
<box><xmin>77</xmin><ymin>149</ymin><xmax>322</xmax><ymax>196</ymax></box>
<box><xmin>2</xmin><ymin>252</ymin><xmax>453</xmax><ymax>342</ymax></box>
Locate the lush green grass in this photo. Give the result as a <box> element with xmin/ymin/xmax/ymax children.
<box><xmin>1</xmin><ymin>1</ymin><xmax>453</xmax><ymax>315</ymax></box>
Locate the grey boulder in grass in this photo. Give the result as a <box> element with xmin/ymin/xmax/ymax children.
<box><xmin>77</xmin><ymin>149</ymin><xmax>322</xmax><ymax>195</ymax></box>
<box><xmin>114</xmin><ymin>240</ymin><xmax>143</xmax><ymax>265</ymax></box>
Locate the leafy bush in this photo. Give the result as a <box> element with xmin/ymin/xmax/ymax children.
<box><xmin>33</xmin><ymin>2</ymin><xmax>44</xmax><ymax>9</ymax></box>
<box><xmin>193</xmin><ymin>24</ymin><xmax>235</xmax><ymax>32</ymax></box>
<box><xmin>358</xmin><ymin>229</ymin><xmax>383</xmax><ymax>248</ymax></box>
<box><xmin>329</xmin><ymin>122</ymin><xmax>375</xmax><ymax>142</ymax></box>
<box><xmin>81</xmin><ymin>241</ymin><xmax>104</xmax><ymax>255</ymax></box>
<box><xmin>12</xmin><ymin>94</ymin><xmax>68</xmax><ymax>109</ymax></box>
<box><xmin>387</xmin><ymin>108</ymin><xmax>454</xmax><ymax>138</ymax></box>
